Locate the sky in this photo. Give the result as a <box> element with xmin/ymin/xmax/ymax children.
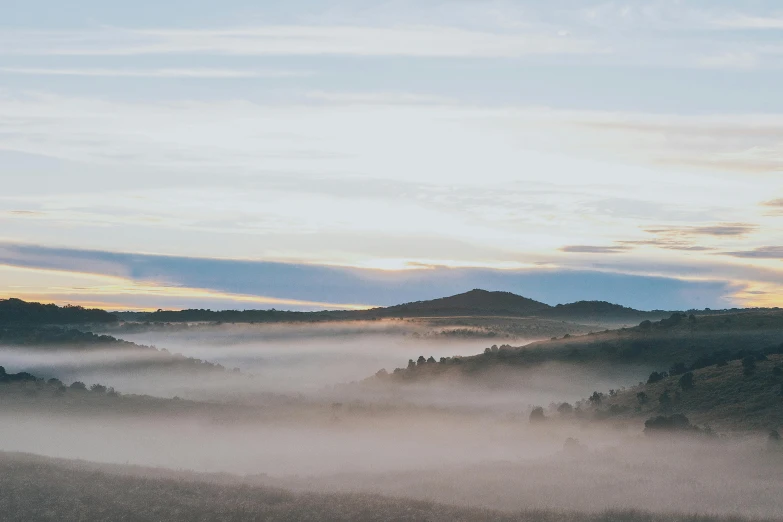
<box><xmin>0</xmin><ymin>0</ymin><xmax>782</xmax><ymax>311</ymax></box>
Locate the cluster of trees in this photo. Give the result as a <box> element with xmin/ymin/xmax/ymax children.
<box><xmin>0</xmin><ymin>325</ymin><xmax>127</xmax><ymax>347</ymax></box>
<box><xmin>646</xmin><ymin>345</ymin><xmax>783</xmax><ymax>386</ymax></box>
<box><xmin>0</xmin><ymin>367</ymin><xmax>119</xmax><ymax>398</ymax></box>
<box><xmin>0</xmin><ymin>325</ymin><xmax>233</xmax><ymax>374</ymax></box>
<box><xmin>0</xmin><ymin>298</ymin><xmax>117</xmax><ymax>325</ymax></box>
<box><xmin>643</xmin><ymin>414</ymin><xmax>698</xmax><ymax>434</ymax></box>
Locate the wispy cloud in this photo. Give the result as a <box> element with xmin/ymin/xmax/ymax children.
<box><xmin>0</xmin><ymin>242</ymin><xmax>739</xmax><ymax>310</ymax></box>
<box><xmin>0</xmin><ymin>67</ymin><xmax>309</xmax><ymax>79</ymax></box>
<box><xmin>761</xmin><ymin>198</ymin><xmax>783</xmax><ymax>216</ymax></box>
<box><xmin>560</xmin><ymin>245</ymin><xmax>632</xmax><ymax>254</ymax></box>
<box><xmin>720</xmin><ymin>246</ymin><xmax>783</xmax><ymax>259</ymax></box>
<box><xmin>645</xmin><ymin>223</ymin><xmax>758</xmax><ymax>238</ymax></box>
<box><xmin>305</xmin><ymin>91</ymin><xmax>455</xmax><ymax>105</ymax></box>
<box><xmin>0</xmin><ymin>26</ymin><xmax>603</xmax><ymax>58</ymax></box>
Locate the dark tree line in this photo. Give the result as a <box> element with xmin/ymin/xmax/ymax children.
<box><xmin>0</xmin><ymin>298</ymin><xmax>117</xmax><ymax>325</ymax></box>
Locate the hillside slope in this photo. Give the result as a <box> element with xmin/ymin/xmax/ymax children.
<box><xmin>582</xmin><ymin>354</ymin><xmax>783</xmax><ymax>432</ymax></box>
<box><xmin>385</xmin><ymin>311</ymin><xmax>783</xmax><ymax>380</ymax></box>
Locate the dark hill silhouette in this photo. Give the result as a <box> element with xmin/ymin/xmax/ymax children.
<box><xmin>0</xmin><ymin>298</ymin><xmax>117</xmax><ymax>325</ymax></box>
<box><xmin>137</xmin><ymin>289</ymin><xmax>669</xmax><ymax>323</ymax></box>
<box><xmin>0</xmin><ymin>292</ymin><xmax>683</xmax><ymax>325</ymax></box>
<box><xmin>374</xmin><ymin>289</ymin><xmax>551</xmax><ymax>317</ymax></box>
<box><xmin>539</xmin><ymin>301</ymin><xmax>668</xmax><ymax>321</ymax></box>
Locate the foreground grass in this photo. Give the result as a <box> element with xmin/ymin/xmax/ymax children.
<box><xmin>0</xmin><ymin>452</ymin><xmax>773</xmax><ymax>522</ymax></box>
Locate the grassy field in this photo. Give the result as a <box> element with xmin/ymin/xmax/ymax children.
<box><xmin>580</xmin><ymin>354</ymin><xmax>783</xmax><ymax>432</ymax></box>
<box><xmin>0</xmin><ymin>452</ymin><xmax>776</xmax><ymax>522</ymax></box>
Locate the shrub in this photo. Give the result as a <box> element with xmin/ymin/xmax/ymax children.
<box><xmin>563</xmin><ymin>437</ymin><xmax>585</xmax><ymax>453</ymax></box>
<box><xmin>742</xmin><ymin>356</ymin><xmax>757</xmax><ymax>376</ymax></box>
<box><xmin>636</xmin><ymin>391</ymin><xmax>649</xmax><ymax>405</ymax></box>
<box><xmin>644</xmin><ymin>414</ymin><xmax>695</xmax><ymax>434</ymax></box>
<box><xmin>678</xmin><ymin>372</ymin><xmax>695</xmax><ymax>391</ymax></box>
<box><xmin>647</xmin><ymin>371</ymin><xmax>666</xmax><ymax>384</ymax></box>
<box><xmin>768</xmin><ymin>430</ymin><xmax>782</xmax><ymax>451</ymax></box>
<box><xmin>658</xmin><ymin>390</ymin><xmax>672</xmax><ymax>408</ymax></box>
<box><xmin>588</xmin><ymin>391</ymin><xmax>603</xmax><ymax>406</ymax></box>
<box><xmin>529</xmin><ymin>406</ymin><xmax>546</xmax><ymax>423</ymax></box>
<box><xmin>557</xmin><ymin>402</ymin><xmax>573</xmax><ymax>415</ymax></box>
<box><xmin>669</xmin><ymin>362</ymin><xmax>687</xmax><ymax>376</ymax></box>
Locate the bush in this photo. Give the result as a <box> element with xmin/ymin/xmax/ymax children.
<box><xmin>768</xmin><ymin>430</ymin><xmax>782</xmax><ymax>451</ymax></box>
<box><xmin>644</xmin><ymin>414</ymin><xmax>695</xmax><ymax>434</ymax></box>
<box><xmin>563</xmin><ymin>437</ymin><xmax>585</xmax><ymax>453</ymax></box>
<box><xmin>529</xmin><ymin>406</ymin><xmax>546</xmax><ymax>423</ymax></box>
<box><xmin>669</xmin><ymin>362</ymin><xmax>687</xmax><ymax>376</ymax></box>
<box><xmin>658</xmin><ymin>390</ymin><xmax>672</xmax><ymax>408</ymax></box>
<box><xmin>742</xmin><ymin>356</ymin><xmax>757</xmax><ymax>376</ymax></box>
<box><xmin>557</xmin><ymin>402</ymin><xmax>573</xmax><ymax>415</ymax></box>
<box><xmin>647</xmin><ymin>371</ymin><xmax>666</xmax><ymax>384</ymax></box>
<box><xmin>678</xmin><ymin>372</ymin><xmax>694</xmax><ymax>390</ymax></box>
<box><xmin>636</xmin><ymin>391</ymin><xmax>649</xmax><ymax>405</ymax></box>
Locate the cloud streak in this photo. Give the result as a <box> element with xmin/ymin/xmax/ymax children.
<box><xmin>0</xmin><ymin>242</ymin><xmax>739</xmax><ymax>311</ymax></box>
<box><xmin>560</xmin><ymin>245</ymin><xmax>632</xmax><ymax>254</ymax></box>
<box><xmin>0</xmin><ymin>26</ymin><xmax>603</xmax><ymax>58</ymax></box>
<box><xmin>720</xmin><ymin>246</ymin><xmax>783</xmax><ymax>260</ymax></box>
<box><xmin>0</xmin><ymin>67</ymin><xmax>309</xmax><ymax>79</ymax></box>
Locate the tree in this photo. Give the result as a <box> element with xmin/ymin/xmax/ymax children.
<box><xmin>588</xmin><ymin>391</ymin><xmax>603</xmax><ymax>406</ymax></box>
<box><xmin>768</xmin><ymin>430</ymin><xmax>781</xmax><ymax>451</ymax></box>
<box><xmin>658</xmin><ymin>390</ymin><xmax>672</xmax><ymax>408</ymax></box>
<box><xmin>669</xmin><ymin>362</ymin><xmax>688</xmax><ymax>376</ymax></box>
<box><xmin>426</xmin><ymin>356</ymin><xmax>436</xmax><ymax>364</ymax></box>
<box><xmin>69</xmin><ymin>381</ymin><xmax>87</xmax><ymax>391</ymax></box>
<box><xmin>90</xmin><ymin>384</ymin><xmax>107</xmax><ymax>394</ymax></box>
<box><xmin>416</xmin><ymin>356</ymin><xmax>427</xmax><ymax>366</ymax></box>
<box><xmin>557</xmin><ymin>402</ymin><xmax>573</xmax><ymax>415</ymax></box>
<box><xmin>529</xmin><ymin>406</ymin><xmax>546</xmax><ymax>423</ymax></box>
<box><xmin>742</xmin><ymin>356</ymin><xmax>757</xmax><ymax>376</ymax></box>
<box><xmin>644</xmin><ymin>414</ymin><xmax>693</xmax><ymax>434</ymax></box>
<box><xmin>636</xmin><ymin>391</ymin><xmax>649</xmax><ymax>405</ymax></box>
<box><xmin>407</xmin><ymin>359</ymin><xmax>416</xmax><ymax>370</ymax></box>
<box><xmin>678</xmin><ymin>372</ymin><xmax>694</xmax><ymax>391</ymax></box>
<box><xmin>647</xmin><ymin>371</ymin><xmax>666</xmax><ymax>384</ymax></box>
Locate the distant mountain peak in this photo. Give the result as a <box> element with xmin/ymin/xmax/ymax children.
<box><xmin>379</xmin><ymin>289</ymin><xmax>551</xmax><ymax>317</ymax></box>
